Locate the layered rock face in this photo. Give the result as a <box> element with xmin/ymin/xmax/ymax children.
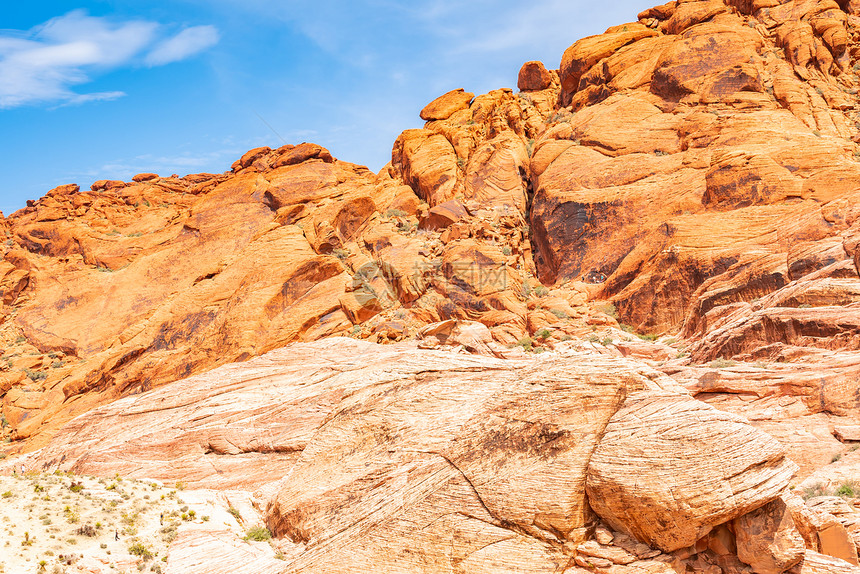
<box><xmin>6</xmin><ymin>0</ymin><xmax>860</xmax><ymax>449</ymax></box>
<box><xmin>2</xmin><ymin>0</ymin><xmax>860</xmax><ymax>572</ymax></box>
<box><xmin>11</xmin><ymin>339</ymin><xmax>830</xmax><ymax>574</ymax></box>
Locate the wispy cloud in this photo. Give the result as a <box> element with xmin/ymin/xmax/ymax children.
<box><xmin>0</xmin><ymin>10</ymin><xmax>220</xmax><ymax>109</ymax></box>
<box><xmin>145</xmin><ymin>26</ymin><xmax>220</xmax><ymax>66</ymax></box>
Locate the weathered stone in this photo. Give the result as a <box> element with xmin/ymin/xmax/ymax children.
<box><xmin>586</xmin><ymin>391</ymin><xmax>797</xmax><ymax>552</ymax></box>
<box><xmin>419</xmin><ymin>88</ymin><xmax>474</xmax><ymax>121</ymax></box>
<box><xmin>518</xmin><ymin>61</ymin><xmax>553</xmax><ymax>91</ymax></box>
<box><xmin>734</xmin><ymin>497</ymin><xmax>806</xmax><ymax>573</ymax></box>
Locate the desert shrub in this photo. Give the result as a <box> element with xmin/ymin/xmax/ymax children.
<box><xmin>598</xmin><ymin>303</ymin><xmax>618</xmax><ymax>318</ymax></box>
<box><xmin>76</xmin><ymin>524</ymin><xmax>96</xmax><ymax>537</ymax></box>
<box><xmin>244</xmin><ymin>526</ymin><xmax>272</xmax><ymax>542</ymax></box>
<box><xmin>708</xmin><ymin>358</ymin><xmax>737</xmax><ymax>369</ymax></box>
<box><xmin>25</xmin><ymin>369</ymin><xmax>47</xmax><ymax>382</ymax></box>
<box><xmin>128</xmin><ymin>542</ymin><xmax>154</xmax><ymax>560</ymax></box>
<box><xmin>517</xmin><ymin>337</ymin><xmax>533</xmax><ymax>352</ymax></box>
<box><xmin>802</xmin><ymin>483</ymin><xmax>832</xmax><ymax>499</ymax></box>
<box><xmin>837</xmin><ymin>481</ymin><xmax>859</xmax><ymax>498</ymax></box>
<box><xmin>228</xmin><ymin>507</ymin><xmax>241</xmax><ymax>521</ymax></box>
<box><xmin>535</xmin><ymin>329</ymin><xmax>552</xmax><ymax>340</ymax></box>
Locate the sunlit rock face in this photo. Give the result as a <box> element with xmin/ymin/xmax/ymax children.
<box><xmin>4</xmin><ymin>1</ymin><xmax>860</xmax><ymax>572</ymax></box>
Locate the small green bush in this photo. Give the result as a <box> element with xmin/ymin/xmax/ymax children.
<box><xmin>244</xmin><ymin>526</ymin><xmax>272</xmax><ymax>542</ymax></box>
<box><xmin>128</xmin><ymin>542</ymin><xmax>154</xmax><ymax>560</ymax></box>
<box><xmin>836</xmin><ymin>482</ymin><xmax>857</xmax><ymax>498</ymax></box>
<box><xmin>24</xmin><ymin>369</ymin><xmax>47</xmax><ymax>382</ymax></box>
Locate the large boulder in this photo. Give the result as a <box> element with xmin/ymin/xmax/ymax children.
<box><xmin>734</xmin><ymin>497</ymin><xmax>806</xmax><ymax>574</ymax></box>
<box><xmin>586</xmin><ymin>391</ymin><xmax>798</xmax><ymax>552</ymax></box>
<box><xmin>419</xmin><ymin>88</ymin><xmax>474</xmax><ymax>121</ymax></box>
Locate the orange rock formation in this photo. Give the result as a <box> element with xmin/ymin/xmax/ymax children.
<box><xmin>3</xmin><ymin>0</ymin><xmax>860</xmax><ymax>572</ymax></box>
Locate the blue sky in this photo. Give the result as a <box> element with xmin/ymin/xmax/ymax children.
<box><xmin>0</xmin><ymin>1</ymin><xmax>655</xmax><ymax>215</ymax></box>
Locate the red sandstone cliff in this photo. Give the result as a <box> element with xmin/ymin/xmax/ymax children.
<box><xmin>3</xmin><ymin>1</ymin><xmax>860</xmax><ymax>572</ymax></box>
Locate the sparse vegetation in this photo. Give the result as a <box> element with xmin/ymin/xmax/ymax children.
<box><xmin>837</xmin><ymin>482</ymin><xmax>858</xmax><ymax>497</ymax></box>
<box><xmin>332</xmin><ymin>248</ymin><xmax>350</xmax><ymax>260</ymax></box>
<box><xmin>804</xmin><ymin>480</ymin><xmax>860</xmax><ymax>500</ymax></box>
<box><xmin>708</xmin><ymin>358</ymin><xmax>737</xmax><ymax>369</ymax></box>
<box><xmin>243</xmin><ymin>526</ymin><xmax>272</xmax><ymax>542</ymax></box>
<box><xmin>128</xmin><ymin>542</ymin><xmax>154</xmax><ymax>560</ymax></box>
<box><xmin>24</xmin><ymin>369</ymin><xmax>47</xmax><ymax>382</ymax></box>
<box><xmin>598</xmin><ymin>303</ymin><xmax>618</xmax><ymax>319</ymax></box>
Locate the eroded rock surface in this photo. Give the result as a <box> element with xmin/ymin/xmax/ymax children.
<box><xmin>7</xmin><ymin>340</ymin><xmax>812</xmax><ymax>574</ymax></box>
<box><xmin>3</xmin><ymin>0</ymin><xmax>860</xmax><ymax>572</ymax></box>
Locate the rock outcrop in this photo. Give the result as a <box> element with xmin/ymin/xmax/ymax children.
<box><xmin>9</xmin><ymin>339</ymin><xmax>822</xmax><ymax>574</ymax></box>
<box><xmin>3</xmin><ymin>0</ymin><xmax>860</xmax><ymax>572</ymax></box>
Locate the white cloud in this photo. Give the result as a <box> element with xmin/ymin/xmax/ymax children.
<box><xmin>0</xmin><ymin>11</ymin><xmax>220</xmax><ymax>109</ymax></box>
<box><xmin>145</xmin><ymin>26</ymin><xmax>220</xmax><ymax>66</ymax></box>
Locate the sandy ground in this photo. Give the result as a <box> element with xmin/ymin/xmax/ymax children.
<box><xmin>0</xmin><ymin>471</ymin><xmax>233</xmax><ymax>574</ymax></box>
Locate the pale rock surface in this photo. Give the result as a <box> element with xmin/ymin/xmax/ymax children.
<box><xmin>586</xmin><ymin>390</ymin><xmax>797</xmax><ymax>551</ymax></box>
